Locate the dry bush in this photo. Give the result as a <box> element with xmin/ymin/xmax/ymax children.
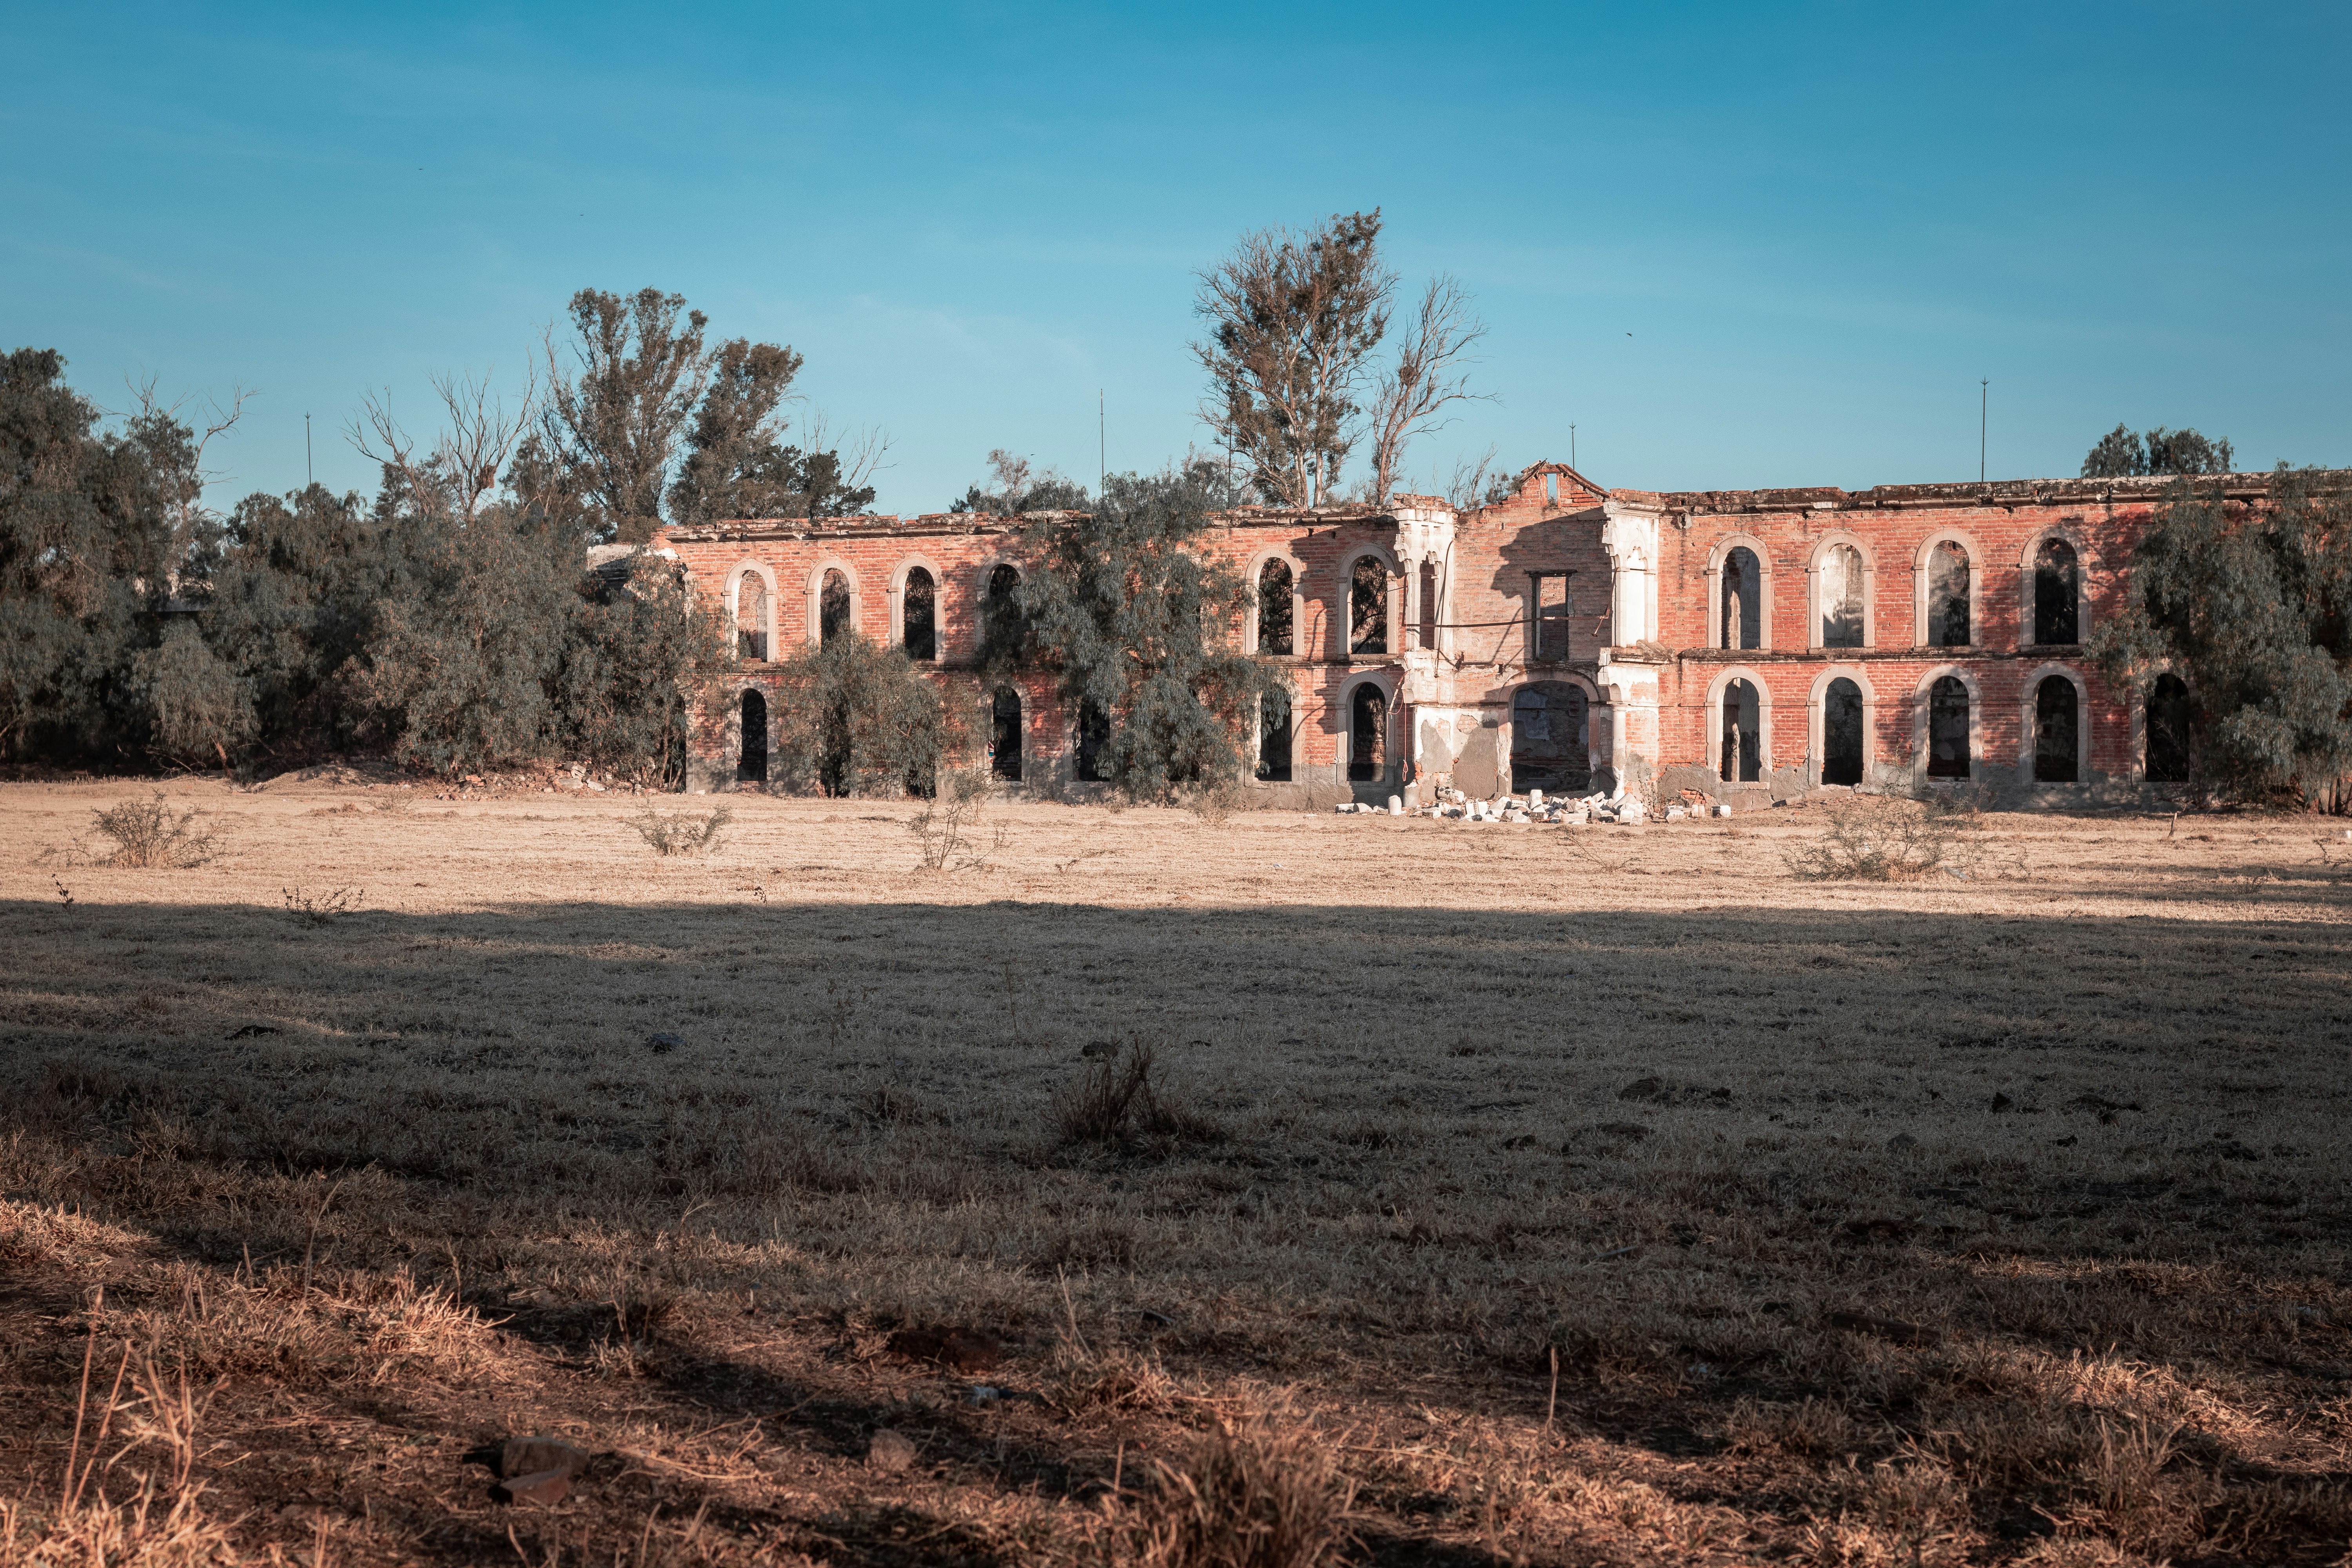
<box><xmin>1786</xmin><ymin>793</ymin><xmax>1979</xmax><ymax>881</ymax></box>
<box><xmin>280</xmin><ymin>884</ymin><xmax>360</xmax><ymax>926</ymax></box>
<box><xmin>89</xmin><ymin>794</ymin><xmax>219</xmax><ymax>868</ymax></box>
<box><xmin>909</xmin><ymin>769</ymin><xmax>1004</xmax><ymax>871</ymax></box>
<box><xmin>1046</xmin><ymin>1343</ymin><xmax>1183</xmax><ymax>1415</ymax></box>
<box><xmin>628</xmin><ymin>804</ymin><xmax>731</xmax><ymax>856</ymax></box>
<box><xmin>1052</xmin><ymin>1044</ymin><xmax>1221</xmax><ymax>1148</ymax></box>
<box><xmin>1125</xmin><ymin>1416</ymin><xmax>1357</xmax><ymax>1568</ymax></box>
<box><xmin>1185</xmin><ymin>775</ymin><xmax>1247</xmax><ymax>826</ymax></box>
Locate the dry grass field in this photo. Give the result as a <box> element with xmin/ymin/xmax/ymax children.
<box><xmin>3</xmin><ymin>775</ymin><xmax>2350</xmax><ymax>1567</ymax></box>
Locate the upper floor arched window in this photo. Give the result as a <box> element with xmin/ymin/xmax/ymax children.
<box><xmin>1349</xmin><ymin>557</ymin><xmax>1388</xmax><ymax>655</ymax></box>
<box><xmin>820</xmin><ymin>569</ymin><xmax>852</xmax><ymax>647</ymax></box>
<box><xmin>1927</xmin><ymin>542</ymin><xmax>1970</xmax><ymax>647</ymax></box>
<box><xmin>1258</xmin><ymin>559</ymin><xmax>1294</xmax><ymax>655</ymax></box>
<box><xmin>903</xmin><ymin>567</ymin><xmax>936</xmax><ymax>661</ymax></box>
<box><xmin>1820</xmin><ymin>543</ymin><xmax>1864</xmax><ymax>648</ymax></box>
<box><xmin>2033</xmin><ymin>539</ymin><xmax>2080</xmax><ymax>646</ymax></box>
<box><xmin>1722</xmin><ymin>546</ymin><xmax>1762</xmax><ymax>650</ymax></box>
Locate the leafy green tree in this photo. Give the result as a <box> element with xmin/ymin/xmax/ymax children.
<box><xmin>540</xmin><ymin>288</ymin><xmax>713</xmax><ymax>543</ymax></box>
<box><xmin>0</xmin><ymin>348</ymin><xmax>173</xmax><ymax>758</ymax></box>
<box><xmin>989</xmin><ymin>462</ymin><xmax>1287</xmax><ymax>802</ymax></box>
<box><xmin>559</xmin><ymin>551</ymin><xmax>725</xmax><ymax>785</ymax></box>
<box><xmin>2082</xmin><ymin>424</ymin><xmax>2237</xmax><ymax>478</ymax></box>
<box><xmin>765</xmin><ymin>634</ymin><xmax>968</xmax><ymax>797</ymax></box>
<box><xmin>2091</xmin><ymin>468</ymin><xmax>2352</xmax><ymax>805</ymax></box>
<box><xmin>948</xmin><ymin>448</ymin><xmax>1091</xmax><ymax>515</ymax></box>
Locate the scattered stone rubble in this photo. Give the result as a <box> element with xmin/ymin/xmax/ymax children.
<box><xmin>1331</xmin><ymin>784</ymin><xmax>1740</xmax><ymax>827</ymax></box>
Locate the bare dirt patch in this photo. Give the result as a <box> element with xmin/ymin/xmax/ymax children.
<box><xmin>4</xmin><ymin>781</ymin><xmax>2349</xmax><ymax>1565</ymax></box>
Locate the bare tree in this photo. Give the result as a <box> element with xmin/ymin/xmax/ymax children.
<box><xmin>1366</xmin><ymin>276</ymin><xmax>1490</xmax><ymax>504</ymax></box>
<box><xmin>126</xmin><ymin>380</ymin><xmax>250</xmax><ymax>592</ymax></box>
<box><xmin>348</xmin><ymin>368</ymin><xmax>535</xmax><ymax>524</ymax></box>
<box><xmin>1192</xmin><ymin>211</ymin><xmax>1394</xmax><ymax>508</ymax></box>
<box><xmin>1442</xmin><ymin>445</ymin><xmax>1501</xmax><ymax>511</ymax></box>
<box><xmin>539</xmin><ymin>288</ymin><xmax>713</xmax><ymax>542</ymax></box>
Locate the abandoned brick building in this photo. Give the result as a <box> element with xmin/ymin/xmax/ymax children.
<box><xmin>651</xmin><ymin>461</ymin><xmax>2252</xmax><ymax>806</ymax></box>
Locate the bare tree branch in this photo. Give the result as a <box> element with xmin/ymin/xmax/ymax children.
<box><xmin>1368</xmin><ymin>275</ymin><xmax>1492</xmax><ymax>505</ymax></box>
<box><xmin>346</xmin><ymin>368</ymin><xmax>535</xmax><ymax>523</ymax></box>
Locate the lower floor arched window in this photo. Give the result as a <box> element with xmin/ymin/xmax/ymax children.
<box><xmin>990</xmin><ymin>688</ymin><xmax>1023</xmax><ymax>781</ymax></box>
<box><xmin>1075</xmin><ymin>699</ymin><xmax>1110</xmax><ymax>783</ymax></box>
<box><xmin>737</xmin><ymin>690</ymin><xmax>767</xmax><ymax>784</ymax></box>
<box><xmin>1256</xmin><ymin>690</ymin><xmax>1292</xmax><ymax>782</ymax></box>
<box><xmin>1720</xmin><ymin>679</ymin><xmax>1760</xmax><ymax>783</ymax></box>
<box><xmin>2147</xmin><ymin>673</ymin><xmax>2192</xmax><ymax>782</ymax></box>
<box><xmin>1927</xmin><ymin>676</ymin><xmax>1970</xmax><ymax>778</ymax></box>
<box><xmin>1348</xmin><ymin>685</ymin><xmax>1387</xmax><ymax>782</ymax></box>
<box><xmin>1822</xmin><ymin>677</ymin><xmax>1864</xmax><ymax>786</ymax></box>
<box><xmin>2034</xmin><ymin>675</ymin><xmax>2079</xmax><ymax>783</ymax></box>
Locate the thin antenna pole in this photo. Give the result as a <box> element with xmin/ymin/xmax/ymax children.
<box><xmin>1571</xmin><ymin>424</ymin><xmax>1577</xmax><ymax>470</ymax></box>
<box><xmin>1098</xmin><ymin>389</ymin><xmax>1105</xmax><ymax>499</ymax></box>
<box><xmin>1980</xmin><ymin>380</ymin><xmax>1987</xmax><ymax>483</ymax></box>
<box><xmin>305</xmin><ymin>413</ymin><xmax>312</xmax><ymax>485</ymax></box>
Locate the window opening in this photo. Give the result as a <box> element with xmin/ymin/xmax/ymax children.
<box><xmin>1076</xmin><ymin>699</ymin><xmax>1110</xmax><ymax>783</ymax></box>
<box><xmin>2034</xmin><ymin>675</ymin><xmax>2079</xmax><ymax>783</ymax></box>
<box><xmin>1927</xmin><ymin>542</ymin><xmax>1969</xmax><ymax>647</ymax></box>
<box><xmin>736</xmin><ymin>690</ymin><xmax>768</xmax><ymax>784</ymax></box>
<box><xmin>820</xmin><ymin>569</ymin><xmax>851</xmax><ymax>646</ymax></box>
<box><xmin>737</xmin><ymin>577</ymin><xmax>768</xmax><ymax>661</ymax></box>
<box><xmin>2147</xmin><ymin>673</ymin><xmax>2192</xmax><ymax>782</ymax></box>
<box><xmin>1417</xmin><ymin>561</ymin><xmax>1437</xmax><ymax>650</ymax></box>
<box><xmin>1721</xmin><ymin>547</ymin><xmax>1760</xmax><ymax>650</ymax></box>
<box><xmin>1529</xmin><ymin>573</ymin><xmax>1572</xmax><ymax>661</ymax></box>
<box><xmin>1822</xmin><ymin>677</ymin><xmax>1864</xmax><ymax>786</ymax></box>
<box><xmin>1350</xmin><ymin>557</ymin><xmax>1388</xmax><ymax>655</ymax></box>
<box><xmin>1347</xmin><ymin>684</ymin><xmax>1387</xmax><ymax>781</ymax></box>
<box><xmin>1720</xmin><ymin>679</ymin><xmax>1761</xmax><ymax>783</ymax></box>
<box><xmin>2033</xmin><ymin>539</ymin><xmax>2080</xmax><ymax>646</ymax></box>
<box><xmin>989</xmin><ymin>688</ymin><xmax>1023</xmax><ymax>782</ymax></box>
<box><xmin>902</xmin><ymin>568</ymin><xmax>936</xmax><ymax>661</ymax></box>
<box><xmin>1821</xmin><ymin>543</ymin><xmax>1864</xmax><ymax>648</ymax></box>
<box><xmin>1512</xmin><ymin>682</ymin><xmax>1590</xmax><ymax>794</ymax></box>
<box><xmin>1927</xmin><ymin>676</ymin><xmax>1970</xmax><ymax>779</ymax></box>
<box><xmin>1543</xmin><ymin>472</ymin><xmax>1559</xmax><ymax>506</ymax></box>
<box><xmin>1256</xmin><ymin>689</ymin><xmax>1292</xmax><ymax>782</ymax></box>
<box><xmin>1257</xmin><ymin>559</ymin><xmax>1294</xmax><ymax>655</ymax></box>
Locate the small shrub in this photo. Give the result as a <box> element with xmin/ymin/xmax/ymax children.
<box><xmin>1185</xmin><ymin>775</ymin><xmax>1247</xmax><ymax>826</ymax></box>
<box><xmin>1052</xmin><ymin>1043</ymin><xmax>1222</xmax><ymax>1148</ymax></box>
<box><xmin>1126</xmin><ymin>1416</ymin><xmax>1358</xmax><ymax>1568</ymax></box>
<box><xmin>91</xmin><ymin>793</ymin><xmax>220</xmax><ymax>868</ymax></box>
<box><xmin>281</xmin><ymin>886</ymin><xmax>361</xmax><ymax>926</ymax></box>
<box><xmin>1787</xmin><ymin>793</ymin><xmax>1980</xmax><ymax>881</ymax></box>
<box><xmin>628</xmin><ymin>805</ymin><xmax>731</xmax><ymax>857</ymax></box>
<box><xmin>909</xmin><ymin>769</ymin><xmax>1003</xmax><ymax>872</ymax></box>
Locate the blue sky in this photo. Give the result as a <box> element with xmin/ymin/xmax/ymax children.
<box><xmin>6</xmin><ymin>2</ymin><xmax>2347</xmax><ymax>515</ymax></box>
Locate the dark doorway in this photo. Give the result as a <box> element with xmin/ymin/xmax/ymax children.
<box><xmin>1256</xmin><ymin>690</ymin><xmax>1292</xmax><ymax>782</ymax></box>
<box><xmin>903</xmin><ymin>568</ymin><xmax>936</xmax><ymax>661</ymax></box>
<box><xmin>990</xmin><ymin>688</ymin><xmax>1022</xmax><ymax>781</ymax></box>
<box><xmin>1076</xmin><ymin>700</ymin><xmax>1110</xmax><ymax>783</ymax></box>
<box><xmin>1512</xmin><ymin>682</ymin><xmax>1590</xmax><ymax>793</ymax></box>
<box><xmin>1258</xmin><ymin>560</ymin><xmax>1293</xmax><ymax>655</ymax></box>
<box><xmin>2147</xmin><ymin>673</ymin><xmax>2192</xmax><ymax>782</ymax></box>
<box><xmin>1720</xmin><ymin>680</ymin><xmax>1760</xmax><ymax>782</ymax></box>
<box><xmin>736</xmin><ymin>690</ymin><xmax>768</xmax><ymax>784</ymax></box>
<box><xmin>2035</xmin><ymin>675</ymin><xmax>2079</xmax><ymax>782</ymax></box>
<box><xmin>2034</xmin><ymin>540</ymin><xmax>2080</xmax><ymax>646</ymax></box>
<box><xmin>1822</xmin><ymin>677</ymin><xmax>1864</xmax><ymax>786</ymax></box>
<box><xmin>1348</xmin><ymin>684</ymin><xmax>1387</xmax><ymax>782</ymax></box>
<box><xmin>1721</xmin><ymin>547</ymin><xmax>1760</xmax><ymax>650</ymax></box>
<box><xmin>1928</xmin><ymin>676</ymin><xmax>1970</xmax><ymax>779</ymax></box>
<box><xmin>820</xmin><ymin>569</ymin><xmax>851</xmax><ymax>646</ymax></box>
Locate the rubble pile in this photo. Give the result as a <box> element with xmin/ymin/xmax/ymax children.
<box><xmin>1331</xmin><ymin>786</ymin><xmax>1736</xmax><ymax>826</ymax></box>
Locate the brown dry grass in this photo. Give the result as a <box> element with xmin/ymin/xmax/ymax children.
<box><xmin>2</xmin><ymin>779</ymin><xmax>2349</xmax><ymax>1566</ymax></box>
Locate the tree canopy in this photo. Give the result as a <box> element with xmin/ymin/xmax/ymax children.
<box><xmin>2082</xmin><ymin>423</ymin><xmax>2237</xmax><ymax>479</ymax></box>
<box><xmin>2090</xmin><ymin>468</ymin><xmax>2352</xmax><ymax>805</ymax></box>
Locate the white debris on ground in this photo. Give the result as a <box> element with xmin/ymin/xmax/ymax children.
<box><xmin>1334</xmin><ymin>785</ymin><xmax>1727</xmax><ymax>827</ymax></box>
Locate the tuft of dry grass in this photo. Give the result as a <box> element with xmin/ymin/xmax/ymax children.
<box><xmin>1051</xmin><ymin>1043</ymin><xmax>1223</xmax><ymax>1148</ymax></box>
<box><xmin>626</xmin><ymin>804</ymin><xmax>731</xmax><ymax>856</ymax></box>
<box><xmin>1125</xmin><ymin>1415</ymin><xmax>1357</xmax><ymax>1568</ymax></box>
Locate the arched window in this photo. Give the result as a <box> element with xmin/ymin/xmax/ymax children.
<box><xmin>819</xmin><ymin>569</ymin><xmax>851</xmax><ymax>646</ymax></box>
<box><xmin>2034</xmin><ymin>675</ymin><xmax>2079</xmax><ymax>782</ymax></box>
<box><xmin>1417</xmin><ymin>561</ymin><xmax>1437</xmax><ymax>649</ymax></box>
<box><xmin>736</xmin><ymin>690</ymin><xmax>768</xmax><ymax>784</ymax></box>
<box><xmin>1256</xmin><ymin>689</ymin><xmax>1292</xmax><ymax>782</ymax></box>
<box><xmin>1349</xmin><ymin>557</ymin><xmax>1388</xmax><ymax>655</ymax></box>
<box><xmin>1928</xmin><ymin>676</ymin><xmax>1970</xmax><ymax>779</ymax></box>
<box><xmin>989</xmin><ymin>687</ymin><xmax>1022</xmax><ymax>781</ymax></box>
<box><xmin>2033</xmin><ymin>540</ymin><xmax>2080</xmax><ymax>646</ymax></box>
<box><xmin>1348</xmin><ymin>684</ymin><xmax>1387</xmax><ymax>781</ymax></box>
<box><xmin>1512</xmin><ymin>682</ymin><xmax>1590</xmax><ymax>794</ymax></box>
<box><xmin>2147</xmin><ymin>673</ymin><xmax>2192</xmax><ymax>782</ymax></box>
<box><xmin>1720</xmin><ymin>679</ymin><xmax>1761</xmax><ymax>783</ymax></box>
<box><xmin>1722</xmin><ymin>546</ymin><xmax>1761</xmax><ymax>650</ymax></box>
<box><xmin>1258</xmin><ymin>560</ymin><xmax>1294</xmax><ymax>655</ymax></box>
<box><xmin>1821</xmin><ymin>544</ymin><xmax>1864</xmax><ymax>648</ymax></box>
<box><xmin>902</xmin><ymin>568</ymin><xmax>936</xmax><ymax>661</ymax></box>
<box><xmin>1823</xmin><ymin>677</ymin><xmax>1864</xmax><ymax>786</ymax></box>
<box><xmin>1927</xmin><ymin>542</ymin><xmax>1970</xmax><ymax>647</ymax></box>
<box><xmin>735</xmin><ymin>575</ymin><xmax>769</xmax><ymax>661</ymax></box>
<box><xmin>1075</xmin><ymin>699</ymin><xmax>1110</xmax><ymax>783</ymax></box>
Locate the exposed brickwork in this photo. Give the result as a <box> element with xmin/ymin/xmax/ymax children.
<box><xmin>647</xmin><ymin>467</ymin><xmax>2283</xmax><ymax>804</ymax></box>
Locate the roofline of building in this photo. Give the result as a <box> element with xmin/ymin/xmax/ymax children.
<box><xmin>1614</xmin><ymin>470</ymin><xmax>2337</xmax><ymax>515</ymax></box>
